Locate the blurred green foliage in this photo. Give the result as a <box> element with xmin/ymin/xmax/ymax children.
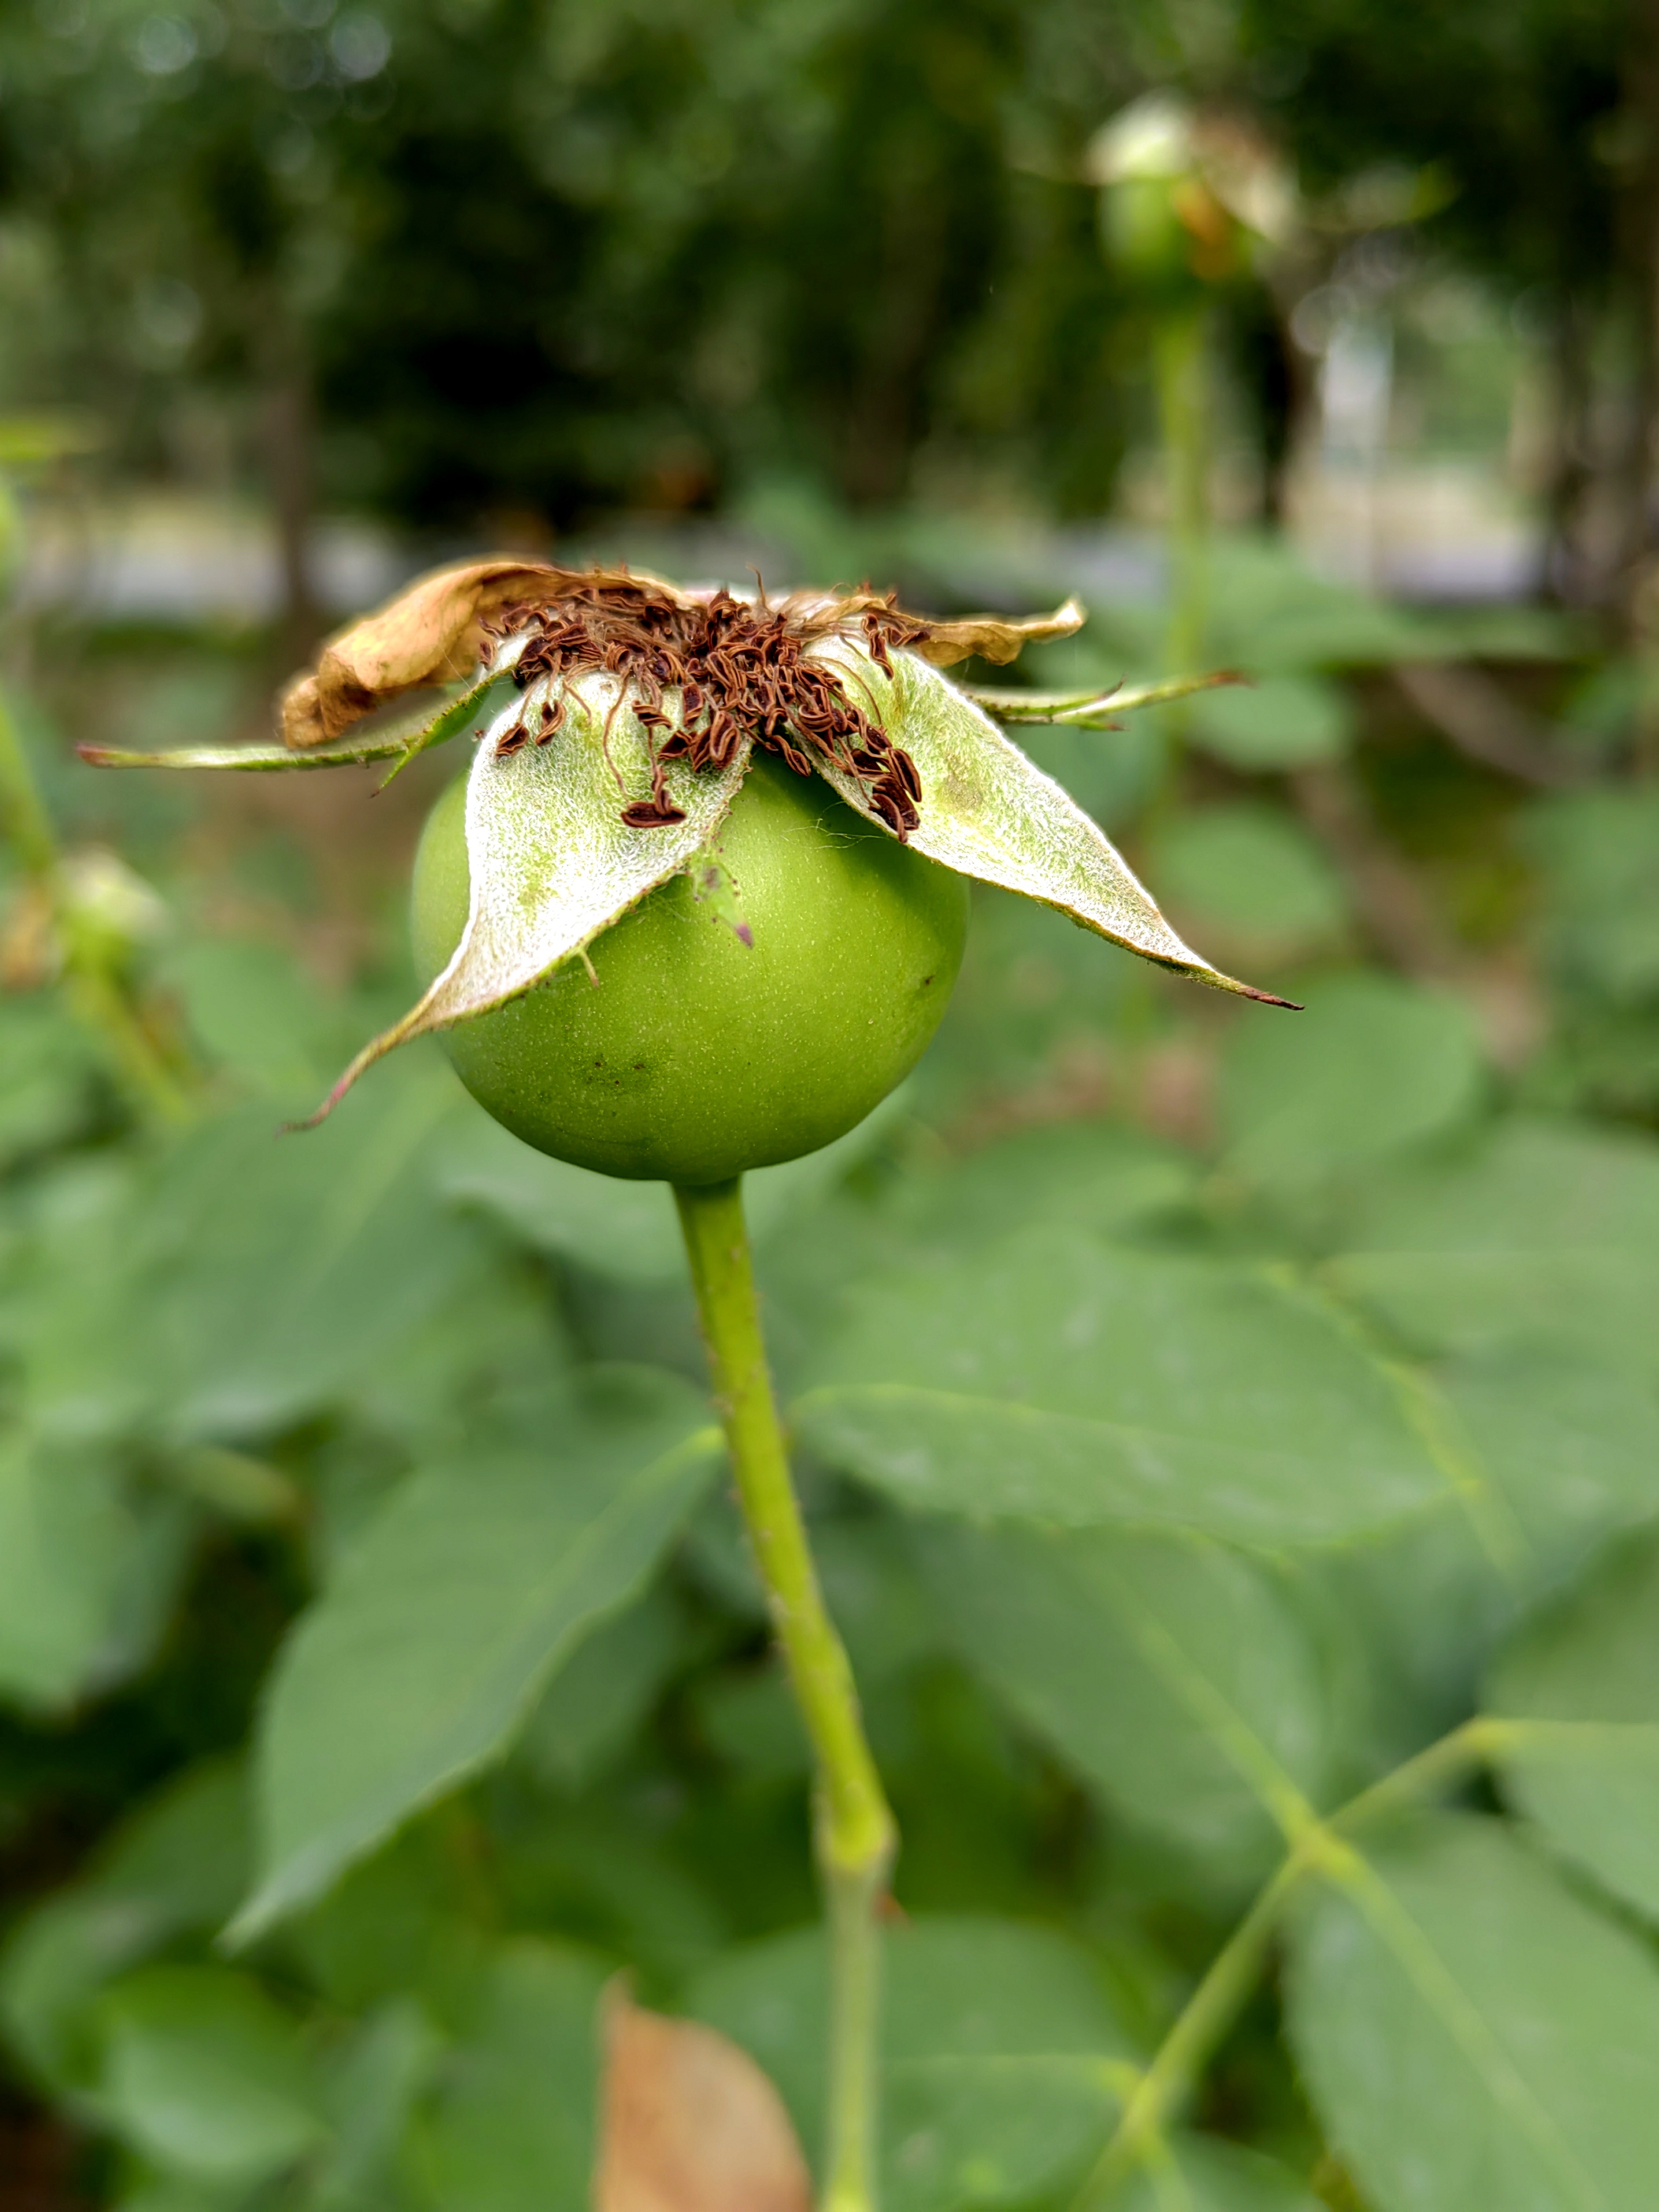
<box><xmin>4</xmin><ymin>0</ymin><xmax>1659</xmax><ymax>2207</ymax></box>
<box><xmin>1</xmin><ymin>503</ymin><xmax>1657</xmax><ymax>2208</ymax></box>
<box><xmin>0</xmin><ymin>0</ymin><xmax>1632</xmax><ymax>539</ymax></box>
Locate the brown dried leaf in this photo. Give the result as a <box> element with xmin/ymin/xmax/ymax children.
<box><xmin>809</xmin><ymin>639</ymin><xmax>1297</xmax><ymax>1006</ymax></box>
<box><xmin>595</xmin><ymin>1986</ymin><xmax>811</xmax><ymax>2212</ymax></box>
<box><xmin>280</xmin><ymin>560</ymin><xmax>707</xmax><ymax>748</ymax></box>
<box><xmin>281</xmin><ymin>557</ymin><xmax>555</xmax><ymax>746</ymax></box>
<box><xmin>907</xmin><ymin>594</ymin><xmax>1086</xmax><ymax>667</ymax></box>
<box><xmin>279</xmin><ymin>560</ymin><xmax>1081</xmax><ymax>751</ymax></box>
<box><xmin>766</xmin><ymin>588</ymin><xmax>1083</xmax><ymax>667</ymax></box>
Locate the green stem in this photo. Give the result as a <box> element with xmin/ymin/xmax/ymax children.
<box><xmin>1327</xmin><ymin>1717</ymin><xmax>1500</xmax><ymax>1840</ymax></box>
<box><xmin>675</xmin><ymin>1177</ymin><xmax>896</xmax><ymax>2212</ymax></box>
<box><xmin>1074</xmin><ymin>1715</ymin><xmax>1505</xmax><ymax>2206</ymax></box>
<box><xmin>0</xmin><ymin>681</ymin><xmax>192</xmax><ymax>1127</ymax></box>
<box><xmin>1075</xmin><ymin>1854</ymin><xmax>1305</xmax><ymax>2206</ymax></box>
<box><xmin>0</xmin><ymin>678</ymin><xmax>58</xmax><ymax>878</ymax></box>
<box><xmin>1150</xmin><ymin>305</ymin><xmax>1210</xmax><ymax>792</ymax></box>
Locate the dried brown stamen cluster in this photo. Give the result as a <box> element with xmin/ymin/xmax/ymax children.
<box><xmin>480</xmin><ymin>577</ymin><xmax>930</xmax><ymax>837</ymax></box>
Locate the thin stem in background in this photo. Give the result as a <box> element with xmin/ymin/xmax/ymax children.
<box><xmin>1154</xmin><ymin>306</ymin><xmax>1211</xmax><ymax>751</ymax></box>
<box><xmin>674</xmin><ymin>1176</ymin><xmax>896</xmax><ymax>2212</ymax></box>
<box><xmin>0</xmin><ymin>678</ymin><xmax>59</xmax><ymax>879</ymax></box>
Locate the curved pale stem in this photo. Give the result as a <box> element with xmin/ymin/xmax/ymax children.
<box><xmin>675</xmin><ymin>1177</ymin><xmax>896</xmax><ymax>2212</ymax></box>
<box><xmin>1154</xmin><ymin>306</ymin><xmax>1211</xmax><ymax>758</ymax></box>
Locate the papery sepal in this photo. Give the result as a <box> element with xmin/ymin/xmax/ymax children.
<box><xmin>809</xmin><ymin>640</ymin><xmax>1297</xmax><ymax>1007</ymax></box>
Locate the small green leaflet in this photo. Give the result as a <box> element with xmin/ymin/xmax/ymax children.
<box><xmin>78</xmin><ymin>671</ymin><xmax>508</xmax><ymax>775</ymax></box>
<box><xmin>1286</xmin><ymin>1813</ymin><xmax>1659</xmax><ymax>2212</ymax></box>
<box><xmin>227</xmin><ymin>1368</ymin><xmax>718</xmax><ymax>1944</ymax></box>
<box><xmin>1486</xmin><ymin>1525</ymin><xmax>1659</xmax><ymax>1925</ymax></box>
<box><xmin>95</xmin><ymin>1964</ymin><xmax>325</xmax><ymax>2187</ymax></box>
<box><xmin>964</xmin><ymin>667</ymin><xmax>1243</xmax><ymax>726</ymax></box>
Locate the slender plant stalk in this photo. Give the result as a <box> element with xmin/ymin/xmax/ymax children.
<box><xmin>0</xmin><ymin>682</ymin><xmax>191</xmax><ymax>1127</ymax></box>
<box><xmin>1152</xmin><ymin>305</ymin><xmax>1210</xmax><ymax>761</ymax></box>
<box><xmin>1156</xmin><ymin>307</ymin><xmax>1210</xmax><ymax>665</ymax></box>
<box><xmin>1074</xmin><ymin>1714</ymin><xmax>1506</xmax><ymax>2205</ymax></box>
<box><xmin>675</xmin><ymin>1177</ymin><xmax>896</xmax><ymax>2212</ymax></box>
<box><xmin>0</xmin><ymin>680</ymin><xmax>58</xmax><ymax>878</ymax></box>
<box><xmin>1077</xmin><ymin>1853</ymin><xmax>1307</xmax><ymax>2204</ymax></box>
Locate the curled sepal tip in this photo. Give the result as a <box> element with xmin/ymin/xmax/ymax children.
<box><xmin>810</xmin><ymin>640</ymin><xmax>1299</xmax><ymax>1008</ymax></box>
<box><xmin>293</xmin><ymin>676</ymin><xmax>753</xmax><ymax>1128</ymax></box>
<box><xmin>280</xmin><ymin>556</ymin><xmax>559</xmax><ymax>748</ymax></box>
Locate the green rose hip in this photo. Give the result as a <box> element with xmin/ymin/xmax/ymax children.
<box><xmin>409</xmin><ymin>747</ymin><xmax>969</xmax><ymax>1184</ymax></box>
<box><xmin>83</xmin><ymin>558</ymin><xmax>1287</xmax><ymax>1142</ymax></box>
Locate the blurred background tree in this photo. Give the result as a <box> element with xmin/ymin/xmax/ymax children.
<box><xmin>0</xmin><ymin>0</ymin><xmax>1637</xmax><ymax>626</ymax></box>
<box><xmin>0</xmin><ymin>0</ymin><xmax>1645</xmax><ymax>612</ymax></box>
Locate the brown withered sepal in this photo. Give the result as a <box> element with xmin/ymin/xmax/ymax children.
<box><xmin>482</xmin><ymin>575</ymin><xmax>934</xmax><ymax>836</ymax></box>
<box><xmin>280</xmin><ymin>560</ymin><xmax>1082</xmax><ymax>837</ymax></box>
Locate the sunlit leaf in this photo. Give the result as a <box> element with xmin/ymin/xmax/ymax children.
<box><xmin>794</xmin><ymin>1227</ymin><xmax>1452</xmax><ymax>1544</ymax></box>
<box><xmin>410</xmin><ymin>1939</ymin><xmax>606</xmax><ymax>2212</ymax></box>
<box><xmin>1327</xmin><ymin>1120</ymin><xmax>1659</xmax><ymax>1387</ymax></box>
<box><xmin>689</xmin><ymin>1916</ymin><xmax>1136</xmax><ymax>2211</ymax></box>
<box><xmin>302</xmin><ymin>673</ymin><xmax>752</xmax><ymax>1122</ymax></box>
<box><xmin>1286</xmin><ymin>1813</ymin><xmax>1659</xmax><ymax>2212</ymax></box>
<box><xmin>229</xmin><ymin>1368</ymin><xmax>719</xmax><ymax>1943</ymax></box>
<box><xmin>1218</xmin><ymin>974</ymin><xmax>1483</xmax><ymax>1188</ymax></box>
<box><xmin>94</xmin><ymin>1966</ymin><xmax>324</xmax><ymax>2187</ymax></box>
<box><xmin>917</xmin><ymin>1519</ymin><xmax>1332</xmax><ymax>1876</ymax></box>
<box><xmin>1486</xmin><ymin>1526</ymin><xmax>1659</xmax><ymax>1924</ymax></box>
<box><xmin>810</xmin><ymin>640</ymin><xmax>1292</xmax><ymax>1004</ymax></box>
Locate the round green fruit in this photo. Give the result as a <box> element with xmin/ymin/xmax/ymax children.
<box><xmin>409</xmin><ymin>749</ymin><xmax>970</xmax><ymax>1184</ymax></box>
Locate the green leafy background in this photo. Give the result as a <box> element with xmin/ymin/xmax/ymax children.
<box><xmin>4</xmin><ymin>0</ymin><xmax>1659</xmax><ymax>2202</ymax></box>
<box><xmin>5</xmin><ymin>545</ymin><xmax>1659</xmax><ymax>2206</ymax></box>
